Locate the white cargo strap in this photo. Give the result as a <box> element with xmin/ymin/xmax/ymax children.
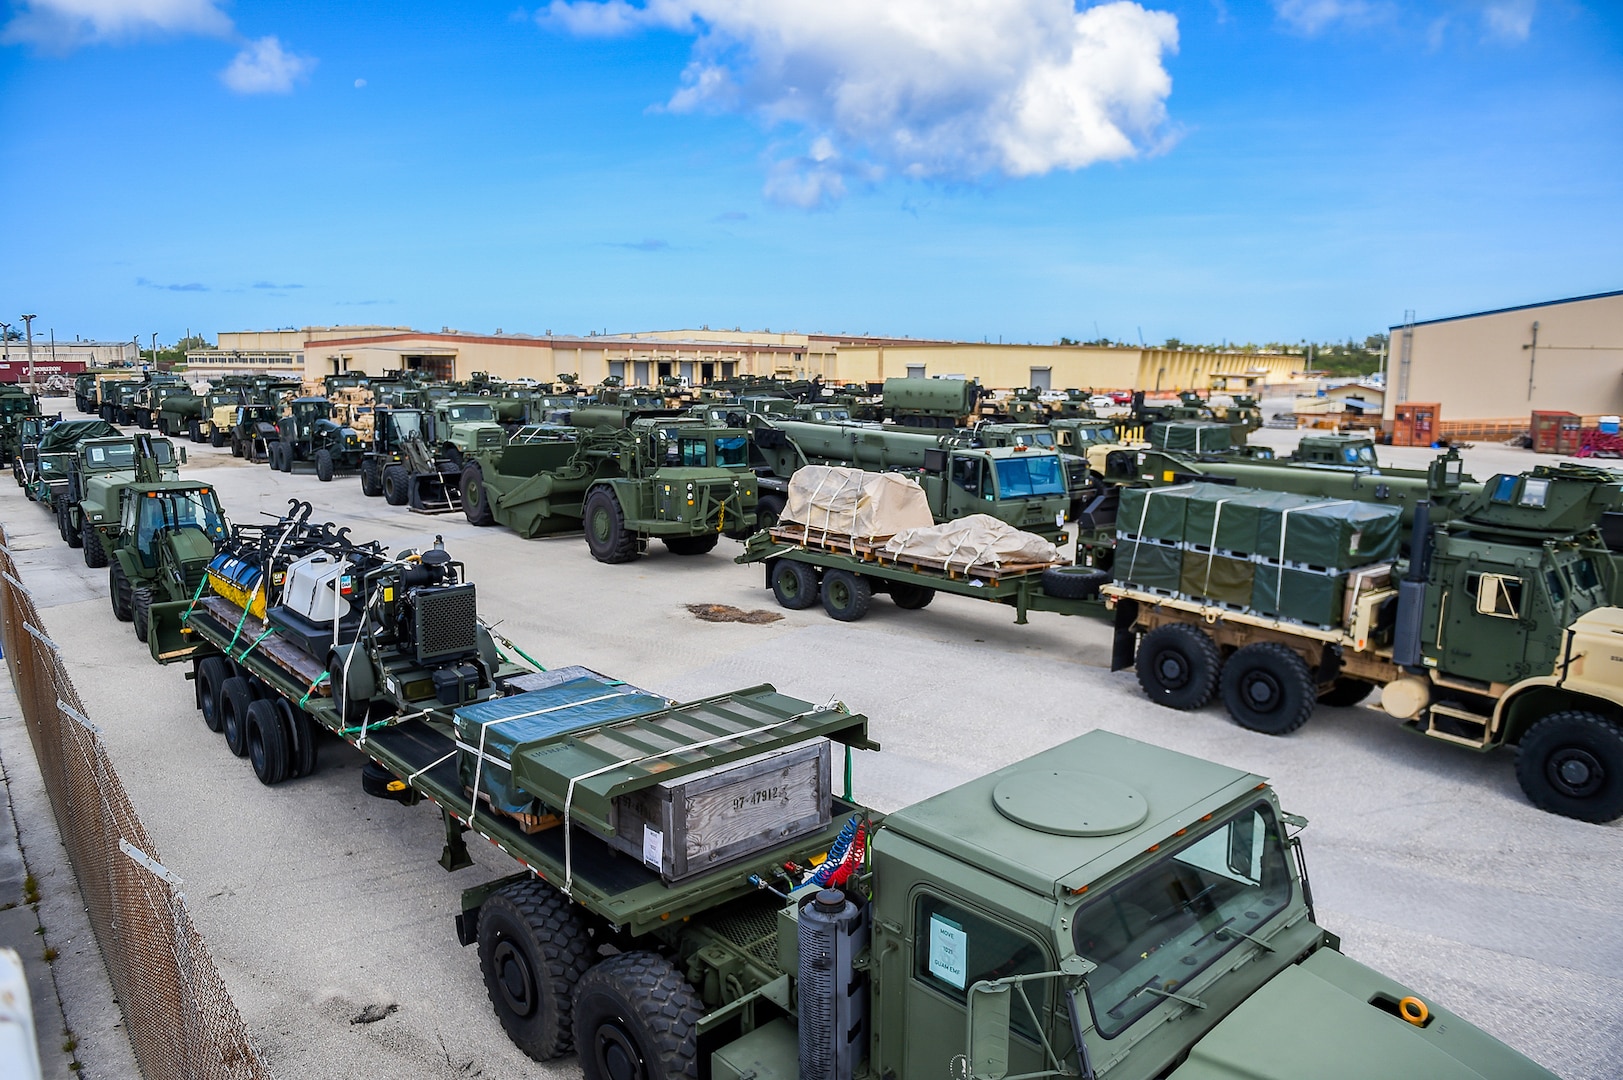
<box><xmin>463</xmin><ymin>692</ymin><xmax>636</xmax><ymax>829</ymax></box>
<box><xmin>1201</xmin><ymin>497</ymin><xmax>1231</xmax><ymax>596</ymax></box>
<box><xmin>1271</xmin><ymin>501</ymin><xmax>1351</xmax><ymax>598</ymax></box>
<box><xmin>1125</xmin><ymin>487</ymin><xmax>1160</xmax><ymax>579</ymax></box>
<box><xmin>560</xmin><ymin>703</ymin><xmax>841</xmax><ymax>896</ymax></box>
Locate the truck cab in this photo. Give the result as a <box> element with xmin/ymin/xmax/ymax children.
<box><xmin>1290</xmin><ymin>433</ymin><xmax>1381</xmax><ymax>469</ymax></box>
<box><xmin>915</xmin><ymin>445</ymin><xmax>1070</xmax><ymax>540</ymax></box>
<box><xmin>719</xmin><ymin>731</ymin><xmax>1553</xmax><ymax>1080</ymax></box>
<box><xmin>432</xmin><ymin>399</ymin><xmax>506</xmax><ymax>462</ymax></box>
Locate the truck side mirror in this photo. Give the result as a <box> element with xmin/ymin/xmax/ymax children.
<box><xmin>966</xmin><ymin>981</ymin><xmax>1012</xmax><ymax>1080</ymax></box>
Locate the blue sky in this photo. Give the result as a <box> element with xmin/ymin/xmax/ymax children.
<box><xmin>1</xmin><ymin>0</ymin><xmax>1618</xmax><ymax>348</ymax></box>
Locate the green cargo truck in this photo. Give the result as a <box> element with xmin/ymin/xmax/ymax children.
<box><xmin>59</xmin><ymin>433</ymin><xmax>184</xmax><ymax>562</ymax></box>
<box><xmin>141</xmin><ymin>523</ymin><xmax>1556</xmax><ymax>1079</ymax></box>
<box><xmin>107</xmin><ymin>480</ymin><xmax>227</xmax><ymax>642</ymax></box>
<box><xmin>1110</xmin><ymin>464</ymin><xmax>1623</xmax><ymax>822</ymax></box>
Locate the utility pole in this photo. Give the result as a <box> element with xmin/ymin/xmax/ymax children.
<box><xmin>0</xmin><ymin>323</ymin><xmax>10</xmax><ymax>365</ymax></box>
<box><xmin>151</xmin><ymin>332</ymin><xmax>158</xmax><ymax>371</ymax></box>
<box><xmin>21</xmin><ymin>314</ymin><xmax>37</xmax><ymax>393</ymax></box>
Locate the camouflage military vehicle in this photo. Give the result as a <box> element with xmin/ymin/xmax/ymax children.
<box><xmin>1111</xmin><ymin>463</ymin><xmax>1623</xmax><ymax>821</ymax></box>
<box><xmin>60</xmin><ymin>434</ymin><xmax>183</xmax><ymax>563</ymax></box>
<box><xmin>460</xmin><ymin>417</ymin><xmax>755</xmax><ymax>560</ymax></box>
<box><xmin>108</xmin><ymin>479</ymin><xmax>226</xmax><ymax>641</ymax></box>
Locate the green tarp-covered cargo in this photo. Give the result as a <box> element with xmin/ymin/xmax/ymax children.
<box><xmin>1252</xmin><ymin>564</ymin><xmax>1346</xmax><ymax>627</ymax></box>
<box><xmin>1148</xmin><ymin>422</ymin><xmax>1232</xmax><ymax>454</ymax></box>
<box><xmin>1117</xmin><ymin>482</ymin><xmax>1237</xmax><ymax>545</ymax></box>
<box><xmin>1255</xmin><ymin>499</ymin><xmax>1401</xmax><ymax>571</ymax></box>
<box><xmin>1114</xmin><ymin>539</ymin><xmax>1183</xmax><ymax>594</ymax></box>
<box><xmin>1180</xmin><ymin>550</ymin><xmax>1255</xmax><ymax>607</ymax></box>
<box><xmin>1183</xmin><ymin>489</ymin><xmax>1319</xmax><ymax>557</ymax></box>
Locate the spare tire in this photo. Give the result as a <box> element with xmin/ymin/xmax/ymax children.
<box><xmin>1042</xmin><ymin>566</ymin><xmax>1110</xmax><ymax>600</ymax></box>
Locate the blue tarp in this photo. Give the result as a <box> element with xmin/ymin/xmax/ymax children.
<box><xmin>454</xmin><ymin>666</ymin><xmax>670</xmax><ymax>817</ymax></box>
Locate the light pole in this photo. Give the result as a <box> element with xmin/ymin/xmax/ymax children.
<box><xmin>0</xmin><ymin>323</ymin><xmax>10</xmax><ymax>365</ymax></box>
<box><xmin>21</xmin><ymin>314</ymin><xmax>37</xmax><ymax>393</ymax></box>
<box><xmin>151</xmin><ymin>332</ymin><xmax>158</xmax><ymax>371</ymax></box>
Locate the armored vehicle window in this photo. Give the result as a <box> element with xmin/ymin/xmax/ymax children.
<box><xmin>1546</xmin><ymin>570</ymin><xmax>1566</xmax><ymax>605</ymax></box>
<box><xmin>1014</xmin><ymin>431</ymin><xmax>1055</xmax><ymax>448</ymax></box>
<box><xmin>914</xmin><ymin>894</ymin><xmax>1048</xmax><ymax>1041</ymax></box>
<box><xmin>151</xmin><ymin>442</ymin><xmax>175</xmax><ymax>465</ymax></box>
<box><xmin>390</xmin><ymin>411</ymin><xmax>425</xmax><ymax>440</ymax></box>
<box><xmin>952</xmin><ymin>457</ymin><xmax>982</xmax><ymax>495</ymax></box>
<box><xmin>447</xmin><ymin>404</ymin><xmax>496</xmax><ymax>423</ymax></box>
<box><xmin>1469</xmin><ymin>573</ymin><xmax>1523</xmax><ymax>619</ymax></box>
<box><xmin>679</xmin><ymin>438</ymin><xmax>710</xmax><ymax>467</ymax></box>
<box><xmin>1568</xmin><ymin>558</ymin><xmax>1601</xmax><ymax>592</ymax></box>
<box><xmin>1519</xmin><ymin>477</ymin><xmax>1551</xmax><ymax>508</ymax></box>
<box><xmin>1074</xmin><ymin>802</ymin><xmax>1291</xmax><ymax>1038</ymax></box>
<box><xmin>138</xmin><ymin>490</ymin><xmax>225</xmax><ymax>556</ymax></box>
<box><xmin>88</xmin><ymin>444</ymin><xmax>136</xmax><ymax>468</ymax></box>
<box><xmin>1490</xmin><ymin>475</ymin><xmax>1519</xmax><ymax>503</ymax></box>
<box><xmin>715</xmin><ymin>436</ymin><xmax>748</xmax><ymax>467</ymax></box>
<box><xmin>994</xmin><ymin>455</ymin><xmax>1066</xmax><ymax>498</ymax></box>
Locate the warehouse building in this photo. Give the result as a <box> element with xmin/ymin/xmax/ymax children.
<box><xmin>196</xmin><ymin>325</ymin><xmax>1304</xmax><ymax>392</ymax></box>
<box><xmin>1388</xmin><ymin>289</ymin><xmax>1623</xmax><ymax>423</ymax></box>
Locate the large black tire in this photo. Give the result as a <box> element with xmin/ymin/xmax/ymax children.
<box><xmin>821</xmin><ymin>569</ymin><xmax>871</xmax><ymax>622</ymax></box>
<box><xmin>360</xmin><ymin>457</ymin><xmax>383</xmax><ymax>498</ymax></box>
<box><xmin>383</xmin><ymin>465</ymin><xmax>409</xmax><ymax>506</ymax></box>
<box><xmin>1318</xmin><ymin>678</ymin><xmax>1374</xmax><ymax>708</ymax></box>
<box><xmin>755</xmin><ymin>493</ymin><xmax>786</xmax><ymax>532</ymax></box>
<box><xmin>11</xmin><ymin>457</ymin><xmax>22</xmax><ymax>486</ymax></box>
<box><xmin>1221</xmin><ymin>641</ymin><xmax>1316</xmax><ymax>735</ymax></box>
<box><xmin>478</xmin><ymin>879</ymin><xmax>595</xmax><ymax>1061</ymax></box>
<box><xmin>245</xmin><ymin>699</ymin><xmax>289</xmax><ymax>786</ymax></box>
<box><xmin>188</xmin><ymin>418</ymin><xmax>202</xmax><ymax>443</ymax></box>
<box><xmin>132</xmin><ymin>586</ymin><xmax>153</xmax><ymax>644</ymax></box>
<box><xmin>198</xmin><ymin>656</ymin><xmax>230</xmax><ymax>732</ymax></box>
<box><xmin>1135</xmin><ymin>623</ymin><xmax>1221</xmax><ymax>710</ymax></box>
<box><xmin>315</xmin><ymin>448</ymin><xmax>335</xmax><ymax>483</ymax></box>
<box><xmin>274</xmin><ymin>698</ymin><xmax>318</xmax><ymax>779</ymax></box>
<box><xmin>770</xmin><ymin>561</ymin><xmax>820</xmax><ymax>610</ymax></box>
<box><xmin>81</xmin><ymin>520</ymin><xmax>107</xmax><ymax>568</ymax></box>
<box><xmin>231</xmin><ymin>435</ymin><xmax>244</xmax><ymax>458</ymax></box>
<box><xmin>583</xmin><ymin>487</ymin><xmax>640</xmax><ymax>564</ymax></box>
<box><xmin>663</xmin><ymin>534</ymin><xmax>719</xmax><ymax>556</ymax></box>
<box><xmin>462</xmin><ymin>464</ymin><xmax>495</xmax><ymax>525</ymax></box>
<box><xmin>221</xmin><ymin>677</ymin><xmax>254</xmax><ymax>757</ymax></box>
<box><xmin>1515</xmin><ymin>711</ymin><xmax>1623</xmax><ymax>823</ymax></box>
<box><xmin>280</xmin><ymin>442</ymin><xmax>295</xmax><ymax>473</ymax></box>
<box><xmin>109</xmin><ymin>563</ymin><xmax>134</xmax><ymax>622</ymax></box>
<box><xmin>62</xmin><ymin>504</ymin><xmax>82</xmax><ymax>548</ymax></box>
<box><xmin>211</xmin><ymin>426</ymin><xmax>225</xmax><ymax>449</ymax></box>
<box><xmin>888</xmin><ymin>581</ymin><xmax>936</xmax><ymax>610</ymax></box>
<box><xmin>1041</xmin><ymin>566</ymin><xmax>1110</xmax><ymax>600</ymax></box>
<box><xmin>573</xmin><ymin>952</ymin><xmax>702</xmax><ymax>1080</ymax></box>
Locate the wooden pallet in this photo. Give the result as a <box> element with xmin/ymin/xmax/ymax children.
<box><xmin>768</xmin><ymin>525</ymin><xmax>1057</xmax><ymax>582</ymax></box>
<box><xmin>197</xmin><ymin>596</ymin><xmax>331</xmax><ymax>694</ymax></box>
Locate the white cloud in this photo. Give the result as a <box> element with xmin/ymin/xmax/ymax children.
<box><xmin>354</xmin><ymin>77</ymin><xmax>367</xmax><ymax>88</ymax></box>
<box><xmin>1271</xmin><ymin>0</ymin><xmax>1382</xmax><ymax>35</ymax></box>
<box><xmin>3</xmin><ymin>0</ymin><xmax>232</xmax><ymax>46</ymax></box>
<box><xmin>543</xmin><ymin>0</ymin><xmax>1179</xmax><ymax>202</ymax></box>
<box><xmin>220</xmin><ymin>36</ymin><xmax>314</xmax><ymax>94</ymax></box>
<box><xmin>1482</xmin><ymin>0</ymin><xmax>1534</xmax><ymax>41</ymax></box>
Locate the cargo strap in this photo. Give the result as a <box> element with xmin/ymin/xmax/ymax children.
<box><xmin>559</xmin><ymin>702</ymin><xmax>842</xmax><ymax>896</ymax></box>
<box><xmin>1270</xmin><ymin>501</ymin><xmax>1351</xmax><ymax>599</ymax></box>
<box><xmin>1125</xmin><ymin>487</ymin><xmax>1157</xmax><ymax>580</ymax></box>
<box><xmin>1199</xmin><ymin>497</ymin><xmax>1232</xmax><ymax>597</ymax></box>
<box><xmin>298</xmin><ymin>671</ymin><xmax>329</xmax><ymax>709</ymax></box>
<box><xmin>232</xmin><ymin>627</ymin><xmax>274</xmax><ymax>663</ymax></box>
<box><xmin>179</xmin><ymin>573</ymin><xmax>209</xmax><ymax>624</ymax></box>
<box><xmin>479</xmin><ymin>620</ymin><xmax>546</xmax><ymax>673</ymax></box>
<box><xmin>463</xmin><ymin>691</ymin><xmax>637</xmax><ymax>832</ymax></box>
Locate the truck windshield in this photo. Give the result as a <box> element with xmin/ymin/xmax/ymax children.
<box><xmin>1073</xmin><ymin>802</ymin><xmax>1292</xmax><ymax>1038</ymax></box>
<box><xmin>715</xmin><ymin>436</ymin><xmax>748</xmax><ymax>467</ymax></box>
<box><xmin>447</xmin><ymin>404</ymin><xmax>496</xmax><ymax>423</ymax></box>
<box><xmin>85</xmin><ymin>443</ymin><xmax>136</xmax><ymax>469</ymax></box>
<box><xmin>139</xmin><ymin>490</ymin><xmax>226</xmax><ymax>549</ymax></box>
<box><xmin>993</xmin><ymin>455</ymin><xmax>1066</xmax><ymax>498</ymax></box>
<box><xmin>390</xmin><ymin>412</ymin><xmax>425</xmax><ymax>440</ymax></box>
<box><xmin>1013</xmin><ymin>431</ymin><xmax>1055</xmax><ymax>448</ymax></box>
<box><xmin>1343</xmin><ymin>445</ymin><xmax>1377</xmax><ymax>465</ymax></box>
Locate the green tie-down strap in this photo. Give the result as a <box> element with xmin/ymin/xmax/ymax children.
<box><xmin>179</xmin><ymin>573</ymin><xmax>209</xmax><ymax>624</ymax></box>
<box><xmin>298</xmin><ymin>670</ymin><xmax>330</xmax><ymax>709</ymax></box>
<box><xmin>234</xmin><ymin>627</ymin><xmax>274</xmax><ymax>663</ymax></box>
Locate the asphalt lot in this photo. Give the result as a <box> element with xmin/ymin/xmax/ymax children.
<box><xmin>3</xmin><ymin>402</ymin><xmax>1620</xmax><ymax>1079</ymax></box>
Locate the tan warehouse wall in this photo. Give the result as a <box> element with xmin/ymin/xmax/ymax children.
<box><xmin>829</xmin><ymin>343</ymin><xmax>1300</xmax><ymax>391</ymax></box>
<box><xmin>1388</xmin><ymin>292</ymin><xmax>1623</xmax><ymax>421</ymax></box>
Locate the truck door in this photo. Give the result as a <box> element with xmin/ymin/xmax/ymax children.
<box><xmin>947</xmin><ymin>456</ymin><xmax>982</xmax><ymax>519</ymax></box>
<box><xmin>1442</xmin><ymin>569</ymin><xmax>1531</xmax><ymax>683</ymax></box>
<box><xmin>902</xmin><ymin>891</ymin><xmax>1050</xmax><ymax>1080</ymax></box>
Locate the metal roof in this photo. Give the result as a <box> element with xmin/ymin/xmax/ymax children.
<box><xmin>1390</xmin><ymin>288</ymin><xmax>1623</xmax><ymax>330</ymax></box>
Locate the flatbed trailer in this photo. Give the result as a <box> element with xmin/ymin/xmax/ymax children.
<box><xmin>737</xmin><ymin>525</ymin><xmax>1110</xmax><ymax>622</ymax></box>
<box><xmin>153</xmin><ymin>589</ymin><xmax>875</xmax><ymax>932</ymax></box>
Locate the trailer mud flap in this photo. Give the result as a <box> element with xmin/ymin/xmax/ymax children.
<box><xmin>1111</xmin><ymin>598</ymin><xmax>1139</xmax><ymax>672</ymax></box>
<box><xmin>149</xmin><ymin>600</ymin><xmax>215</xmax><ymax>665</ymax></box>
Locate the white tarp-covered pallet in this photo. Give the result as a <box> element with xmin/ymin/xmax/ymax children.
<box><xmin>882</xmin><ymin>515</ymin><xmax>1065</xmax><ymax>573</ymax></box>
<box><xmin>783</xmin><ymin>465</ymin><xmax>934</xmax><ymax>541</ymax></box>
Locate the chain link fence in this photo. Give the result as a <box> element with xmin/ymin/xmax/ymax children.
<box><xmin>0</xmin><ymin>530</ymin><xmax>271</xmax><ymax>1080</ymax></box>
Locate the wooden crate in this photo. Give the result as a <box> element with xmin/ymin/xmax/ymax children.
<box><xmin>608</xmin><ymin>741</ymin><xmax>831</xmax><ymax>882</ymax></box>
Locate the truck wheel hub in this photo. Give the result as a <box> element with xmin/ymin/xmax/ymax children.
<box><xmin>492</xmin><ymin>941</ymin><xmax>535</xmax><ymax>1016</ymax></box>
<box><xmin>592</xmin><ymin>1023</ymin><xmax>644</xmax><ymax>1080</ymax></box>
<box><xmin>1155</xmin><ymin>653</ymin><xmax>1188</xmax><ymax>687</ymax></box>
<box><xmin>1551</xmin><ymin>749</ymin><xmax>1603</xmax><ymax>797</ymax></box>
<box><xmin>1243</xmin><ymin>673</ymin><xmax>1279</xmax><ymax>708</ymax></box>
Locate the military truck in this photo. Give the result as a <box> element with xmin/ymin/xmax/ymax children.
<box><xmin>107</xmin><ymin>480</ymin><xmax>226</xmax><ymax>641</ymax></box>
<box><xmin>128</xmin><ymin>375</ymin><xmax>188</xmax><ymax>429</ymax></box>
<box><xmin>140</xmin><ymin>542</ymin><xmax>1556</xmax><ymax>1080</ymax></box>
<box><xmin>0</xmin><ymin>386</ymin><xmax>43</xmax><ymax>467</ymax></box>
<box><xmin>73</xmin><ymin>372</ymin><xmax>103</xmax><ymax>414</ymax></box>
<box><xmin>59</xmin><ymin>434</ymin><xmax>183</xmax><ymax>563</ymax></box>
<box><xmin>26</xmin><ymin>419</ymin><xmax>121</xmax><ymax>509</ymax></box>
<box><xmin>362</xmin><ymin>406</ymin><xmax>468</xmax><ymax>512</ymax></box>
<box><xmin>877</xmin><ymin>375</ymin><xmax>983</xmax><ymax>430</ymax></box>
<box><xmin>752</xmin><ymin>418</ymin><xmax>1070</xmax><ymax>541</ymax></box>
<box><xmin>97</xmin><ymin>374</ymin><xmax>143</xmax><ymax>424</ymax></box>
<box><xmin>961</xmin><ymin>422</ymin><xmax>1094</xmax><ymax>520</ymax></box>
<box><xmin>1109</xmin><ymin>464</ymin><xmax>1623</xmax><ymax>822</ymax></box>
<box><xmin>267</xmin><ymin>398</ymin><xmax>365</xmax><ymax>480</ymax></box>
<box><xmin>10</xmin><ymin>414</ymin><xmax>54</xmax><ymax>487</ymax></box>
<box><xmin>459</xmin><ymin>418</ymin><xmax>757</xmax><ymax>561</ymax></box>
